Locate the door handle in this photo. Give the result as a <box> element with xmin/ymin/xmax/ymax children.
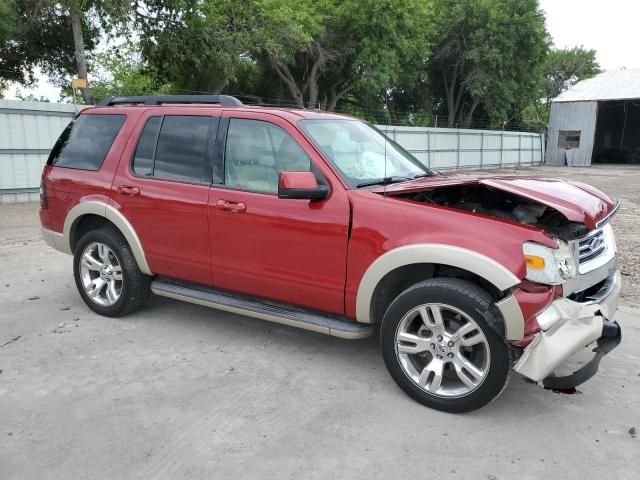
<box><xmin>216</xmin><ymin>199</ymin><xmax>246</xmax><ymax>213</ymax></box>
<box><xmin>118</xmin><ymin>185</ymin><xmax>140</xmax><ymax>197</ymax></box>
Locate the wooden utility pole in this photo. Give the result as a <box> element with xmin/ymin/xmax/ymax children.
<box><xmin>69</xmin><ymin>1</ymin><xmax>93</xmax><ymax>104</ymax></box>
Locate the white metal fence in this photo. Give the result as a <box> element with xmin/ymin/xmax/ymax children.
<box><xmin>0</xmin><ymin>100</ymin><xmax>77</xmax><ymax>203</ymax></box>
<box><xmin>377</xmin><ymin>125</ymin><xmax>545</xmax><ymax>171</ymax></box>
<box><xmin>0</xmin><ymin>100</ymin><xmax>545</xmax><ymax>203</ymax></box>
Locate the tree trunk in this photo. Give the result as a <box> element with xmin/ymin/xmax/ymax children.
<box><xmin>442</xmin><ymin>71</ymin><xmax>454</xmax><ymax>127</ymax></box>
<box><xmin>268</xmin><ymin>55</ymin><xmax>304</xmax><ymax>108</ymax></box>
<box><xmin>214</xmin><ymin>76</ymin><xmax>228</xmax><ymax>93</ymax></box>
<box><xmin>326</xmin><ymin>81</ymin><xmax>354</xmax><ymax>112</ymax></box>
<box><xmin>306</xmin><ymin>63</ymin><xmax>320</xmax><ymax>109</ymax></box>
<box><xmin>69</xmin><ymin>2</ymin><xmax>92</xmax><ymax>104</ymax></box>
<box><xmin>442</xmin><ymin>66</ymin><xmax>462</xmax><ymax>127</ymax></box>
<box><xmin>305</xmin><ymin>43</ymin><xmax>327</xmax><ymax>109</ymax></box>
<box><xmin>462</xmin><ymin>97</ymin><xmax>481</xmax><ymax>127</ymax></box>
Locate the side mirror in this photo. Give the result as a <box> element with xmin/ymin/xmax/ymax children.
<box><xmin>278</xmin><ymin>171</ymin><xmax>329</xmax><ymax>200</ymax></box>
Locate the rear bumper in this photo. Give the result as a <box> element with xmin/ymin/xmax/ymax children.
<box><xmin>513</xmin><ymin>270</ymin><xmax>622</xmax><ymax>386</ymax></box>
<box><xmin>41</xmin><ymin>227</ymin><xmax>70</xmax><ymax>254</ymax></box>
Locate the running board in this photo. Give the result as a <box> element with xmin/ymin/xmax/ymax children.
<box><xmin>150</xmin><ymin>279</ymin><xmax>373</xmax><ymax>339</ymax></box>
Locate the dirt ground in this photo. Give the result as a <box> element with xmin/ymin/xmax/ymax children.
<box><xmin>1</xmin><ymin>165</ymin><xmax>639</xmax><ymax>480</ymax></box>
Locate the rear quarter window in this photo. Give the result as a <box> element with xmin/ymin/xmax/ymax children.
<box><xmin>47</xmin><ymin>114</ymin><xmax>126</xmax><ymax>170</ymax></box>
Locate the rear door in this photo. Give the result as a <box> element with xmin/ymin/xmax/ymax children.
<box><xmin>112</xmin><ymin>109</ymin><xmax>219</xmax><ymax>285</ymax></box>
<box><xmin>207</xmin><ymin>111</ymin><xmax>351</xmax><ymax>314</ymax></box>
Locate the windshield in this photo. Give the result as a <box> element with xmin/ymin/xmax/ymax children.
<box><xmin>298</xmin><ymin>119</ymin><xmax>433</xmax><ymax>188</ymax></box>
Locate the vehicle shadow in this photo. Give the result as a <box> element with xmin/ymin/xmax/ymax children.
<box><xmin>138</xmin><ymin>294</ymin><xmax>571</xmax><ymax>421</ymax></box>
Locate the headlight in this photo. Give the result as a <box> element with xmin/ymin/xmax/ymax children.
<box><xmin>523</xmin><ymin>241</ymin><xmax>576</xmax><ymax>285</ymax></box>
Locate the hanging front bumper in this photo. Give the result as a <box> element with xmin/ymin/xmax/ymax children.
<box><xmin>513</xmin><ymin>271</ymin><xmax>622</xmax><ymax>387</ymax></box>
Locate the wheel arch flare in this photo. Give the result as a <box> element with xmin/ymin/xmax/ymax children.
<box><xmin>61</xmin><ymin>201</ymin><xmax>152</xmax><ymax>276</ymax></box>
<box><xmin>355</xmin><ymin>244</ymin><xmax>525</xmax><ymax>340</ymax></box>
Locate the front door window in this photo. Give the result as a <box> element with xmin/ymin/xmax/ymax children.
<box><xmin>224</xmin><ymin>118</ymin><xmax>311</xmax><ymax>193</ymax></box>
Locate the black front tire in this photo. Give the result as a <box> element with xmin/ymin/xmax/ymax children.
<box><xmin>73</xmin><ymin>227</ymin><xmax>150</xmax><ymax>317</ymax></box>
<box><xmin>380</xmin><ymin>278</ymin><xmax>513</xmax><ymax>413</ymax></box>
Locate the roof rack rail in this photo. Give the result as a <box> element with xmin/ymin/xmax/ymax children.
<box><xmin>248</xmin><ymin>102</ymin><xmax>307</xmax><ymax>110</ymax></box>
<box><xmin>97</xmin><ymin>95</ymin><xmax>243</xmax><ymax>107</ymax></box>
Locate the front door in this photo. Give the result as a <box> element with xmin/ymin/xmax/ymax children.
<box><xmin>208</xmin><ymin>112</ymin><xmax>350</xmax><ymax>314</ymax></box>
<box><xmin>112</xmin><ymin>109</ymin><xmax>219</xmax><ymax>285</ymax></box>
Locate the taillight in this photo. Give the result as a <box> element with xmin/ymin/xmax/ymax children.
<box><xmin>40</xmin><ymin>175</ymin><xmax>48</xmax><ymax>209</ymax></box>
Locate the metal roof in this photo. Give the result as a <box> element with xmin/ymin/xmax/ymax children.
<box><xmin>553</xmin><ymin>69</ymin><xmax>640</xmax><ymax>103</ymax></box>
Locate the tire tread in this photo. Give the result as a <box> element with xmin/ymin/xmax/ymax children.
<box><xmin>73</xmin><ymin>226</ymin><xmax>150</xmax><ymax>317</ymax></box>
<box><xmin>380</xmin><ymin>277</ymin><xmax>513</xmax><ymax>413</ymax></box>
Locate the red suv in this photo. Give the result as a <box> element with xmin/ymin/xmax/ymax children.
<box><xmin>40</xmin><ymin>95</ymin><xmax>621</xmax><ymax>412</ymax></box>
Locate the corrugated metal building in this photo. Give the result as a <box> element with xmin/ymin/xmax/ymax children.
<box><xmin>0</xmin><ymin>100</ymin><xmax>77</xmax><ymax>203</ymax></box>
<box><xmin>547</xmin><ymin>69</ymin><xmax>640</xmax><ymax>166</ymax></box>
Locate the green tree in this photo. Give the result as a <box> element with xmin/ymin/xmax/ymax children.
<box><xmin>427</xmin><ymin>0</ymin><xmax>548</xmax><ymax>127</ymax></box>
<box><xmin>82</xmin><ymin>45</ymin><xmax>173</xmax><ymax>101</ymax></box>
<box><xmin>542</xmin><ymin>47</ymin><xmax>600</xmax><ymax>105</ymax></box>
<box><xmin>0</xmin><ymin>0</ymin><xmax>18</xmax><ymax>94</ymax></box>
<box><xmin>0</xmin><ymin>0</ymin><xmax>17</xmax><ymax>52</ymax></box>
<box><xmin>0</xmin><ymin>1</ymin><xmax>99</xmax><ymax>101</ymax></box>
<box><xmin>134</xmin><ymin>0</ymin><xmax>321</xmax><ymax>100</ymax></box>
<box><xmin>14</xmin><ymin>90</ymin><xmax>51</xmax><ymax>102</ymax></box>
<box><xmin>259</xmin><ymin>0</ymin><xmax>431</xmax><ymax>110</ymax></box>
<box><xmin>135</xmin><ymin>0</ymin><xmax>430</xmax><ymax>111</ymax></box>
<box><xmin>135</xmin><ymin>0</ymin><xmax>266</xmax><ymax>94</ymax></box>
<box><xmin>521</xmin><ymin>46</ymin><xmax>600</xmax><ymax>130</ymax></box>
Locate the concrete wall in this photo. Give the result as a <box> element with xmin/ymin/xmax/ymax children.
<box><xmin>546</xmin><ymin>101</ymin><xmax>598</xmax><ymax>166</ymax></box>
<box><xmin>377</xmin><ymin>125</ymin><xmax>545</xmax><ymax>171</ymax></box>
<box><xmin>0</xmin><ymin>100</ymin><xmax>77</xmax><ymax>203</ymax></box>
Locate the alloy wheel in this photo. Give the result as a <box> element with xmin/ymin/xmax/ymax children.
<box><xmin>394</xmin><ymin>303</ymin><xmax>491</xmax><ymax>398</ymax></box>
<box><xmin>79</xmin><ymin>242</ymin><xmax>124</xmax><ymax>307</ymax></box>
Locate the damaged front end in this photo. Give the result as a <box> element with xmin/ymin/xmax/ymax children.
<box><xmin>384</xmin><ymin>177</ymin><xmax>622</xmax><ymax>389</ymax></box>
<box><xmin>512</xmin><ymin>220</ymin><xmax>622</xmax><ymax>389</ymax></box>
<box><xmin>514</xmin><ymin>270</ymin><xmax>621</xmax><ymax>389</ymax></box>
<box><xmin>403</xmin><ymin>182</ymin><xmax>597</xmax><ymax>239</ymax></box>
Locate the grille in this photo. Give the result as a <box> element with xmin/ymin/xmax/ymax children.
<box><xmin>578</xmin><ymin>229</ymin><xmax>607</xmax><ymax>263</ymax></box>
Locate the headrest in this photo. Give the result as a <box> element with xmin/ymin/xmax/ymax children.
<box><xmin>277</xmin><ymin>136</ymin><xmax>309</xmax><ymax>171</ymax></box>
<box><xmin>229</xmin><ymin>136</ymin><xmax>266</xmax><ymax>166</ymax></box>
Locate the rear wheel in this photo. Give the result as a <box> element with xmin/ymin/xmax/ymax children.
<box><xmin>380</xmin><ymin>278</ymin><xmax>513</xmax><ymax>413</ymax></box>
<box><xmin>73</xmin><ymin>227</ymin><xmax>150</xmax><ymax>317</ymax></box>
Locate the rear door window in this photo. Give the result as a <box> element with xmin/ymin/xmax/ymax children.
<box><xmin>131</xmin><ymin>115</ymin><xmax>214</xmax><ymax>184</ymax></box>
<box><xmin>154</xmin><ymin>116</ymin><xmax>212</xmax><ymax>183</ymax></box>
<box><xmin>48</xmin><ymin>114</ymin><xmax>126</xmax><ymax>170</ymax></box>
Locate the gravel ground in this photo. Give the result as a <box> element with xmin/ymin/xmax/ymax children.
<box><xmin>1</xmin><ymin>165</ymin><xmax>639</xmax><ymax>480</ymax></box>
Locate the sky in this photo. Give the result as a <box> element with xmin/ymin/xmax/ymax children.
<box><xmin>5</xmin><ymin>0</ymin><xmax>640</xmax><ymax>102</ymax></box>
<box><xmin>539</xmin><ymin>0</ymin><xmax>640</xmax><ymax>70</ymax></box>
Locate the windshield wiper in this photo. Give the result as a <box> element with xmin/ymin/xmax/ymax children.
<box><xmin>413</xmin><ymin>173</ymin><xmax>433</xmax><ymax>179</ymax></box>
<box><xmin>356</xmin><ymin>176</ymin><xmax>412</xmax><ymax>188</ymax></box>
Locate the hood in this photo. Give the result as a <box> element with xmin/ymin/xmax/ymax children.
<box><xmin>372</xmin><ymin>175</ymin><xmax>617</xmax><ymax>229</ymax></box>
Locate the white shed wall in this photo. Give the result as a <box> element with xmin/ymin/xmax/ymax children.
<box><xmin>546</xmin><ymin>101</ymin><xmax>598</xmax><ymax>166</ymax></box>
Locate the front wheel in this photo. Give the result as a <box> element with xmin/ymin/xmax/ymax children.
<box><xmin>380</xmin><ymin>278</ymin><xmax>513</xmax><ymax>413</ymax></box>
